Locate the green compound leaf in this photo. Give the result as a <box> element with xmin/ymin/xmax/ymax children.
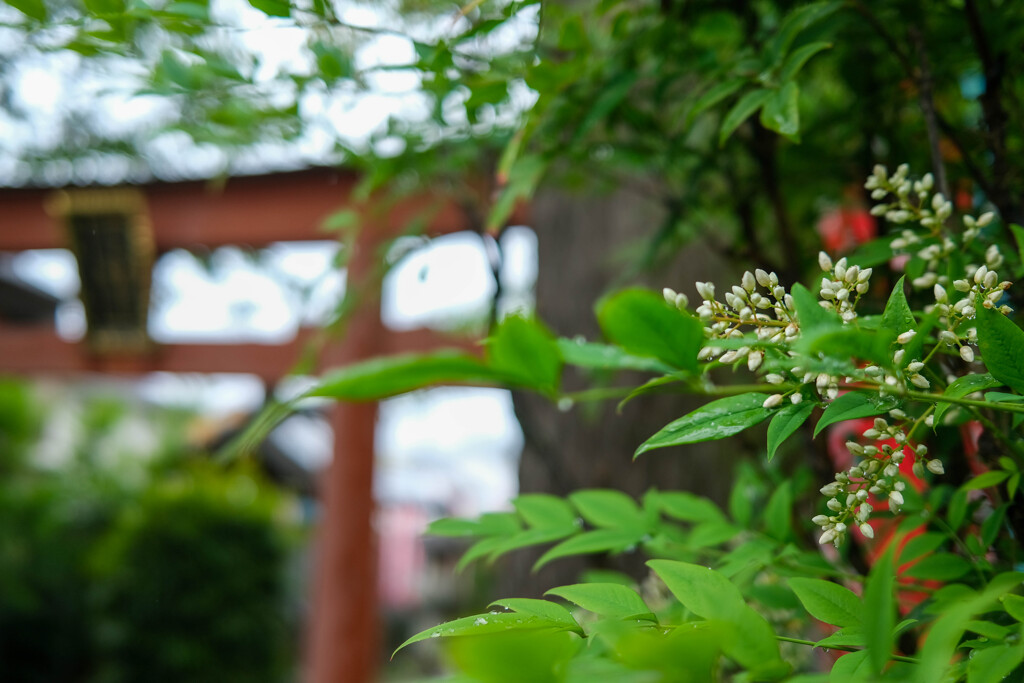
<box><xmin>976</xmin><ymin>301</ymin><xmax>1024</xmax><ymax>394</ymax></box>
<box><xmin>394</xmin><ymin>611</ymin><xmax>572</xmax><ymax>655</ymax></box>
<box><xmin>933</xmin><ymin>373</ymin><xmax>1003</xmax><ymax>426</ymax></box>
<box><xmin>813</xmin><ymin>390</ymin><xmax>900</xmax><ymax>436</ymax></box>
<box><xmin>766</xmin><ymin>400</ymin><xmax>814</xmax><ymax>461</ymax></box>
<box><xmin>309</xmin><ymin>350</ymin><xmax>501</xmax><ymax>401</ymax></box>
<box><xmin>596</xmin><ymin>289</ymin><xmax>704</xmax><ymax>372</ymax></box>
<box><xmin>556</xmin><ymin>339</ymin><xmax>675</xmax><ymax>374</ymax></box>
<box><xmin>545</xmin><ymin>583</ymin><xmax>655</xmax><ymax>621</ymax></box>
<box><xmin>635</xmin><ymin>393</ymin><xmax>773</xmax><ymax>457</ymax></box>
<box><xmin>788</xmin><ymin>578</ymin><xmax>863</xmax><ymax>628</ymax></box>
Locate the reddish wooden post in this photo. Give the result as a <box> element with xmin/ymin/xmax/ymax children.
<box><xmin>306</xmin><ymin>230</ymin><xmax>384</xmax><ymax>683</ymax></box>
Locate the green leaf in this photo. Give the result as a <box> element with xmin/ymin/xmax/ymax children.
<box><xmin>488</xmin><ymin>598</ymin><xmax>581</xmax><ymax>631</ymax></box>
<box><xmin>899</xmin><ymin>532</ymin><xmax>946</xmax><ymax>563</ymax></box>
<box><xmin>635</xmin><ymin>393</ymin><xmax>773</xmax><ymax>457</ymax></box>
<box><xmin>574</xmin><ymin>70</ymin><xmax>638</xmax><ymax>142</ymax></box>
<box><xmin>799</xmin><ymin>326</ymin><xmax>895</xmax><ymax>368</ymax></box>
<box><xmin>651</xmin><ymin>491</ymin><xmax>727</xmax><ymax>524</ymax></box>
<box><xmin>534</xmin><ymin>529</ymin><xmax>647</xmax><ymax>570</ymax></box>
<box><xmin>848</xmin><ymin>238</ymin><xmax>896</xmax><ymax>268</ymax></box>
<box><xmin>556</xmin><ymin>339</ymin><xmax>675</xmax><ymax>374</ymax></box>
<box><xmin>545</xmin><ymin>583</ymin><xmax>654</xmax><ymax>620</ymax></box>
<box><xmin>1002</xmin><ymin>594</ymin><xmax>1024</xmax><ymax>622</ymax></box>
<box><xmin>881</xmin><ymin>276</ymin><xmax>916</xmax><ymax>340</ymax></box>
<box><xmin>484</xmin><ymin>527</ymin><xmax>579</xmax><ymax>564</ymax></box>
<box><xmin>7</xmin><ymin>0</ymin><xmax>46</xmax><ymax>21</ymax></box>
<box><xmin>763</xmin><ymin>480</ymin><xmax>793</xmax><ymax>541</ymax></box>
<box><xmin>903</xmin><ymin>553</ymin><xmax>972</xmax><ymax>581</ymax></box>
<box><xmin>966</xmin><ymin>641</ymin><xmax>1024</xmax><ymax>683</ymax></box>
<box><xmin>394</xmin><ymin>611</ymin><xmax>571</xmax><ymax>654</ymax></box>
<box><xmin>788</xmin><ymin>578</ymin><xmax>863</xmax><ymax>627</ymax></box>
<box><xmin>763</xmin><ymin>1</ymin><xmax>842</xmax><ymax>67</ymax></box>
<box><xmin>814</xmin><ymin>390</ymin><xmax>900</xmax><ymax>436</ymax></box>
<box><xmin>596</xmin><ymin>289</ymin><xmax>704</xmax><ymax>372</ymax></box>
<box><xmin>687</xmin><ymin>78</ymin><xmax>746</xmax><ymax>126</ymax></box>
<box><xmin>309</xmin><ymin>350</ymin><xmax>501</xmax><ymax>401</ymax></box>
<box><xmin>487</xmin><ymin>153</ymin><xmax>547</xmax><ymax>232</ymax></box>
<box><xmin>777</xmin><ymin>41</ymin><xmax>832</xmax><ymax>82</ymax></box>
<box><xmin>513</xmin><ymin>494</ymin><xmax>578</xmax><ymax>529</ymax></box>
<box><xmin>247</xmin><ymin>0</ymin><xmax>290</xmax><ymax>16</ymax></box>
<box><xmin>428</xmin><ymin>512</ymin><xmax>521</xmax><ymax>538</ymax></box>
<box><xmin>719</xmin><ymin>88</ymin><xmax>773</xmax><ymax>146</ymax></box>
<box><xmin>1009</xmin><ymin>223</ymin><xmax>1024</xmax><ymax>267</ymax></box>
<box><xmin>964</xmin><ymin>470</ymin><xmax>1010</xmax><ymax>491</ymax></box>
<box><xmin>976</xmin><ymin>301</ymin><xmax>1024</xmax><ymax>394</ymax></box>
<box><xmin>486</xmin><ymin>315</ymin><xmax>562</xmax><ymax>395</ymax></box>
<box><xmin>791</xmin><ymin>282</ymin><xmax>840</xmax><ymax>331</ymax></box>
<box><xmin>647</xmin><ymin>559</ymin><xmax>745</xmax><ymax>621</ymax></box>
<box><xmin>933</xmin><ymin>373</ymin><xmax>1003</xmax><ymax>425</ymax></box>
<box><xmin>759</xmin><ymin>81</ymin><xmax>800</xmax><ymax>141</ymax></box>
<box><xmin>814</xmin><ymin>627</ymin><xmax>865</xmax><ymax>649</ymax></box>
<box><xmin>569</xmin><ymin>490</ymin><xmax>646</xmax><ymax>529</ymax></box>
<box><xmin>863</xmin><ymin>543</ymin><xmax>896</xmax><ymax>675</ymax></box>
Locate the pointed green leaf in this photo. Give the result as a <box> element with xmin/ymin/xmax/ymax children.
<box><xmin>791</xmin><ymin>282</ymin><xmax>840</xmax><ymax>331</ymax></box>
<box><xmin>898</xmin><ymin>532</ymin><xmax>945</xmax><ymax>563</ymax></box>
<box><xmin>569</xmin><ymin>490</ymin><xmax>646</xmax><ymax>529</ymax></box>
<box><xmin>556</xmin><ymin>339</ymin><xmax>675</xmax><ymax>374</ymax></box>
<box><xmin>767</xmin><ymin>400</ymin><xmax>814</xmax><ymax>461</ymax></box>
<box><xmin>394</xmin><ymin>611</ymin><xmax>571</xmax><ymax>655</ymax></box>
<box><xmin>687</xmin><ymin>78</ymin><xmax>745</xmax><ymax>126</ymax></box>
<box><xmin>759</xmin><ymin>81</ymin><xmax>800</xmax><ymax>141</ymax></box>
<box><xmin>486</xmin><ymin>527</ymin><xmax>579</xmax><ymax>563</ymax></box>
<box><xmin>486</xmin><ymin>315</ymin><xmax>562</xmax><ymax>395</ymax></box>
<box><xmin>964</xmin><ymin>470</ymin><xmax>1010</xmax><ymax>491</ymax></box>
<box><xmin>650</xmin><ymin>491</ymin><xmax>728</xmax><ymax>524</ymax></box>
<box><xmin>8</xmin><ymin>0</ymin><xmax>46</xmax><ymax>21</ymax></box>
<box><xmin>882</xmin><ymin>276</ymin><xmax>916</xmax><ymax>340</ymax></box>
<box><xmin>247</xmin><ymin>0</ymin><xmax>290</xmax><ymax>16</ymax></box>
<box><xmin>1002</xmin><ymin>594</ymin><xmax>1024</xmax><ymax>622</ymax></box>
<box><xmin>309</xmin><ymin>350</ymin><xmax>501</xmax><ymax>401</ymax></box>
<box><xmin>635</xmin><ymin>393</ymin><xmax>773</xmax><ymax>457</ymax></box>
<box><xmin>778</xmin><ymin>41</ymin><xmax>833</xmax><ymax>82</ymax></box>
<box><xmin>789</xmin><ymin>578</ymin><xmax>863</xmax><ymax>628</ymax></box>
<box><xmin>545</xmin><ymin>583</ymin><xmax>654</xmax><ymax>620</ymax></box>
<box><xmin>763</xmin><ymin>1</ymin><xmax>842</xmax><ymax>67</ymax></box>
<box><xmin>489</xmin><ymin>598</ymin><xmax>582</xmax><ymax>631</ymax></box>
<box><xmin>976</xmin><ymin>302</ymin><xmax>1024</xmax><ymax>394</ymax></box>
<box><xmin>933</xmin><ymin>373</ymin><xmax>1002</xmax><ymax>425</ymax></box>
<box><xmin>814</xmin><ymin>627</ymin><xmax>865</xmax><ymax>649</ymax></box>
<box><xmin>814</xmin><ymin>390</ymin><xmax>900</xmax><ymax>436</ymax></box>
<box><xmin>596</xmin><ymin>289</ymin><xmax>703</xmax><ymax>372</ymax></box>
<box><xmin>864</xmin><ymin>543</ymin><xmax>896</xmax><ymax>675</ymax></box>
<box><xmin>1010</xmin><ymin>224</ymin><xmax>1024</xmax><ymax>267</ymax></box>
<box><xmin>534</xmin><ymin>529</ymin><xmax>647</xmax><ymax>570</ymax></box>
<box><xmin>513</xmin><ymin>494</ymin><xmax>578</xmax><ymax>529</ymax></box>
<box><xmin>966</xmin><ymin>641</ymin><xmax>1024</xmax><ymax>683</ymax></box>
<box><xmin>428</xmin><ymin>512</ymin><xmax>521</xmax><ymax>538</ymax></box>
<box><xmin>763</xmin><ymin>480</ymin><xmax>793</xmax><ymax>541</ymax></box>
<box><xmin>719</xmin><ymin>89</ymin><xmax>773</xmax><ymax>146</ymax></box>
<box><xmin>647</xmin><ymin>560</ymin><xmax>745</xmax><ymax>621</ymax></box>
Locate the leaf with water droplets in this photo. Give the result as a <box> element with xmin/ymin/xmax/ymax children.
<box><xmin>488</xmin><ymin>598</ymin><xmax>582</xmax><ymax>632</ymax></box>
<box><xmin>394</xmin><ymin>612</ymin><xmax>572</xmax><ymax>656</ymax></box>
<box><xmin>635</xmin><ymin>393</ymin><xmax>773</xmax><ymax>457</ymax></box>
<box><xmin>545</xmin><ymin>583</ymin><xmax>655</xmax><ymax>621</ymax></box>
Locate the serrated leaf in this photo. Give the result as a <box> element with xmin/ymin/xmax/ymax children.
<box><xmin>759</xmin><ymin>81</ymin><xmax>800</xmax><ymax>141</ymax></box>
<box><xmin>813</xmin><ymin>391</ymin><xmax>900</xmax><ymax>436</ymax></box>
<box><xmin>596</xmin><ymin>289</ymin><xmax>703</xmax><ymax>372</ymax></box>
<box><xmin>864</xmin><ymin>544</ymin><xmax>896</xmax><ymax>675</ymax></box>
<box><xmin>534</xmin><ymin>529</ymin><xmax>647</xmax><ymax>570</ymax></box>
<box><xmin>545</xmin><ymin>583</ymin><xmax>654</xmax><ymax>620</ymax></box>
<box><xmin>778</xmin><ymin>41</ymin><xmax>832</xmax><ymax>82</ymax></box>
<box><xmin>788</xmin><ymin>578</ymin><xmax>863</xmax><ymax>627</ymax></box>
<box><xmin>394</xmin><ymin>611</ymin><xmax>571</xmax><ymax>655</ymax></box>
<box><xmin>569</xmin><ymin>490</ymin><xmax>646</xmax><ymax>529</ymax></box>
<box><xmin>309</xmin><ymin>350</ymin><xmax>502</xmax><ymax>401</ymax></box>
<box><xmin>556</xmin><ymin>339</ymin><xmax>675</xmax><ymax>374</ymax></box>
<box><xmin>766</xmin><ymin>400</ymin><xmax>813</xmax><ymax>462</ymax></box>
<box><xmin>486</xmin><ymin>315</ymin><xmax>562</xmax><ymax>396</ymax></box>
<box><xmin>489</xmin><ymin>598</ymin><xmax>581</xmax><ymax>631</ymax></box>
<box><xmin>719</xmin><ymin>89</ymin><xmax>773</xmax><ymax>146</ymax></box>
<box><xmin>635</xmin><ymin>393</ymin><xmax>773</xmax><ymax>457</ymax></box>
<box><xmin>976</xmin><ymin>302</ymin><xmax>1024</xmax><ymax>394</ymax></box>
<box><xmin>687</xmin><ymin>78</ymin><xmax>745</xmax><ymax>126</ymax></box>
<box><xmin>933</xmin><ymin>373</ymin><xmax>1003</xmax><ymax>425</ymax></box>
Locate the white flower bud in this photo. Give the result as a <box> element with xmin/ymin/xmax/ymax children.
<box><xmin>755</xmin><ymin>269</ymin><xmax>771</xmax><ymax>287</ymax></box>
<box><xmin>927</xmin><ymin>459</ymin><xmax>945</xmax><ymax>475</ymax></box>
<box><xmin>827</xmin><ymin>497</ymin><xmax>843</xmax><ymax>512</ymax></box>
<box><xmin>663</xmin><ymin>287</ymin><xmax>678</xmax><ymax>304</ymax></box>
<box><xmin>934</xmin><ymin>284</ymin><xmax>947</xmax><ymax>303</ymax></box>
<box><xmin>977</xmin><ymin>211</ymin><xmax>995</xmax><ymax>227</ymax></box>
<box><xmin>820</xmin><ymin>482</ymin><xmax>840</xmax><ymax>496</ymax></box>
<box><xmin>812</xmin><ymin>515</ymin><xmax>830</xmax><ymax>526</ymax></box>
<box><xmin>910</xmin><ymin>374</ymin><xmax>930</xmax><ymax>389</ymax></box>
<box><xmin>959</xmin><ymin>345</ymin><xmax>975</xmax><ymax>363</ymax></box>
<box><xmin>748</xmin><ymin>350</ymin><xmax>764</xmax><ymax>371</ymax></box>
<box><xmin>819</xmin><ymin>529</ymin><xmax>837</xmax><ymax>545</ymax></box>
<box><xmin>893</xmin><ymin>349</ymin><xmax>906</xmax><ymax>365</ymax></box>
<box><xmin>859</xmin><ymin>523</ymin><xmax>875</xmax><ymax>539</ymax></box>
<box><xmin>897</xmin><ymin>330</ymin><xmax>916</xmax><ymax>344</ymax></box>
<box><xmin>889</xmin><ymin>490</ymin><xmax>904</xmax><ymax>506</ymax></box>
<box><xmin>763</xmin><ymin>393</ymin><xmax>784</xmax><ymax>409</ymax></box>
<box><xmin>906</xmin><ymin>362</ymin><xmax>924</xmax><ymax>373</ymax></box>
<box><xmin>696</xmin><ymin>281</ymin><xmax>715</xmax><ymax>300</ymax></box>
<box><xmin>675</xmin><ymin>293</ymin><xmax>689</xmax><ymax>309</ymax></box>
<box><xmin>790</xmin><ymin>393</ymin><xmax>803</xmax><ymax>405</ymax></box>
<box><xmin>765</xmin><ymin>374</ymin><xmax>785</xmax><ymax>385</ymax></box>
<box><xmin>818</xmin><ymin>252</ymin><xmax>833</xmax><ymax>271</ymax></box>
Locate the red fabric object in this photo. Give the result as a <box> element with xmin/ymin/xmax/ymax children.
<box><xmin>817</xmin><ymin>204</ymin><xmax>877</xmax><ymax>254</ymax></box>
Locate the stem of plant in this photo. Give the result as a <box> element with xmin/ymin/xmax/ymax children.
<box><xmin>775</xmin><ymin>636</ymin><xmax>919</xmax><ymax>664</ymax></box>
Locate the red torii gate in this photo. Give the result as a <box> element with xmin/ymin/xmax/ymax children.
<box><xmin>0</xmin><ymin>166</ymin><xmax>524</xmax><ymax>682</ymax></box>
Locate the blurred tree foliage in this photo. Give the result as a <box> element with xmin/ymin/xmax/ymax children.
<box><xmin>0</xmin><ymin>381</ymin><xmax>299</xmax><ymax>682</ymax></box>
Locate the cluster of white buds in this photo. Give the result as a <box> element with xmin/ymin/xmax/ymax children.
<box><xmin>962</xmin><ymin>211</ymin><xmax>997</xmax><ymax>243</ymax></box>
<box><xmin>690</xmin><ymin>271</ymin><xmax>798</xmax><ymax>366</ymax></box>
<box><xmin>867</xmin><ymin>164</ymin><xmax>951</xmax><ymax>231</ymax></box>
<box><xmin>813</xmin><ymin>416</ymin><xmax>943</xmax><ymax>547</ymax></box>
<box><xmin>818</xmin><ymin>252</ymin><xmax>872</xmax><ymax>323</ymax></box>
<box><xmin>933</xmin><ymin>263</ymin><xmax>1013</xmax><ymax>362</ymax></box>
<box><xmin>663</xmin><ymin>287</ymin><xmax>689</xmax><ymax>310</ymax></box>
